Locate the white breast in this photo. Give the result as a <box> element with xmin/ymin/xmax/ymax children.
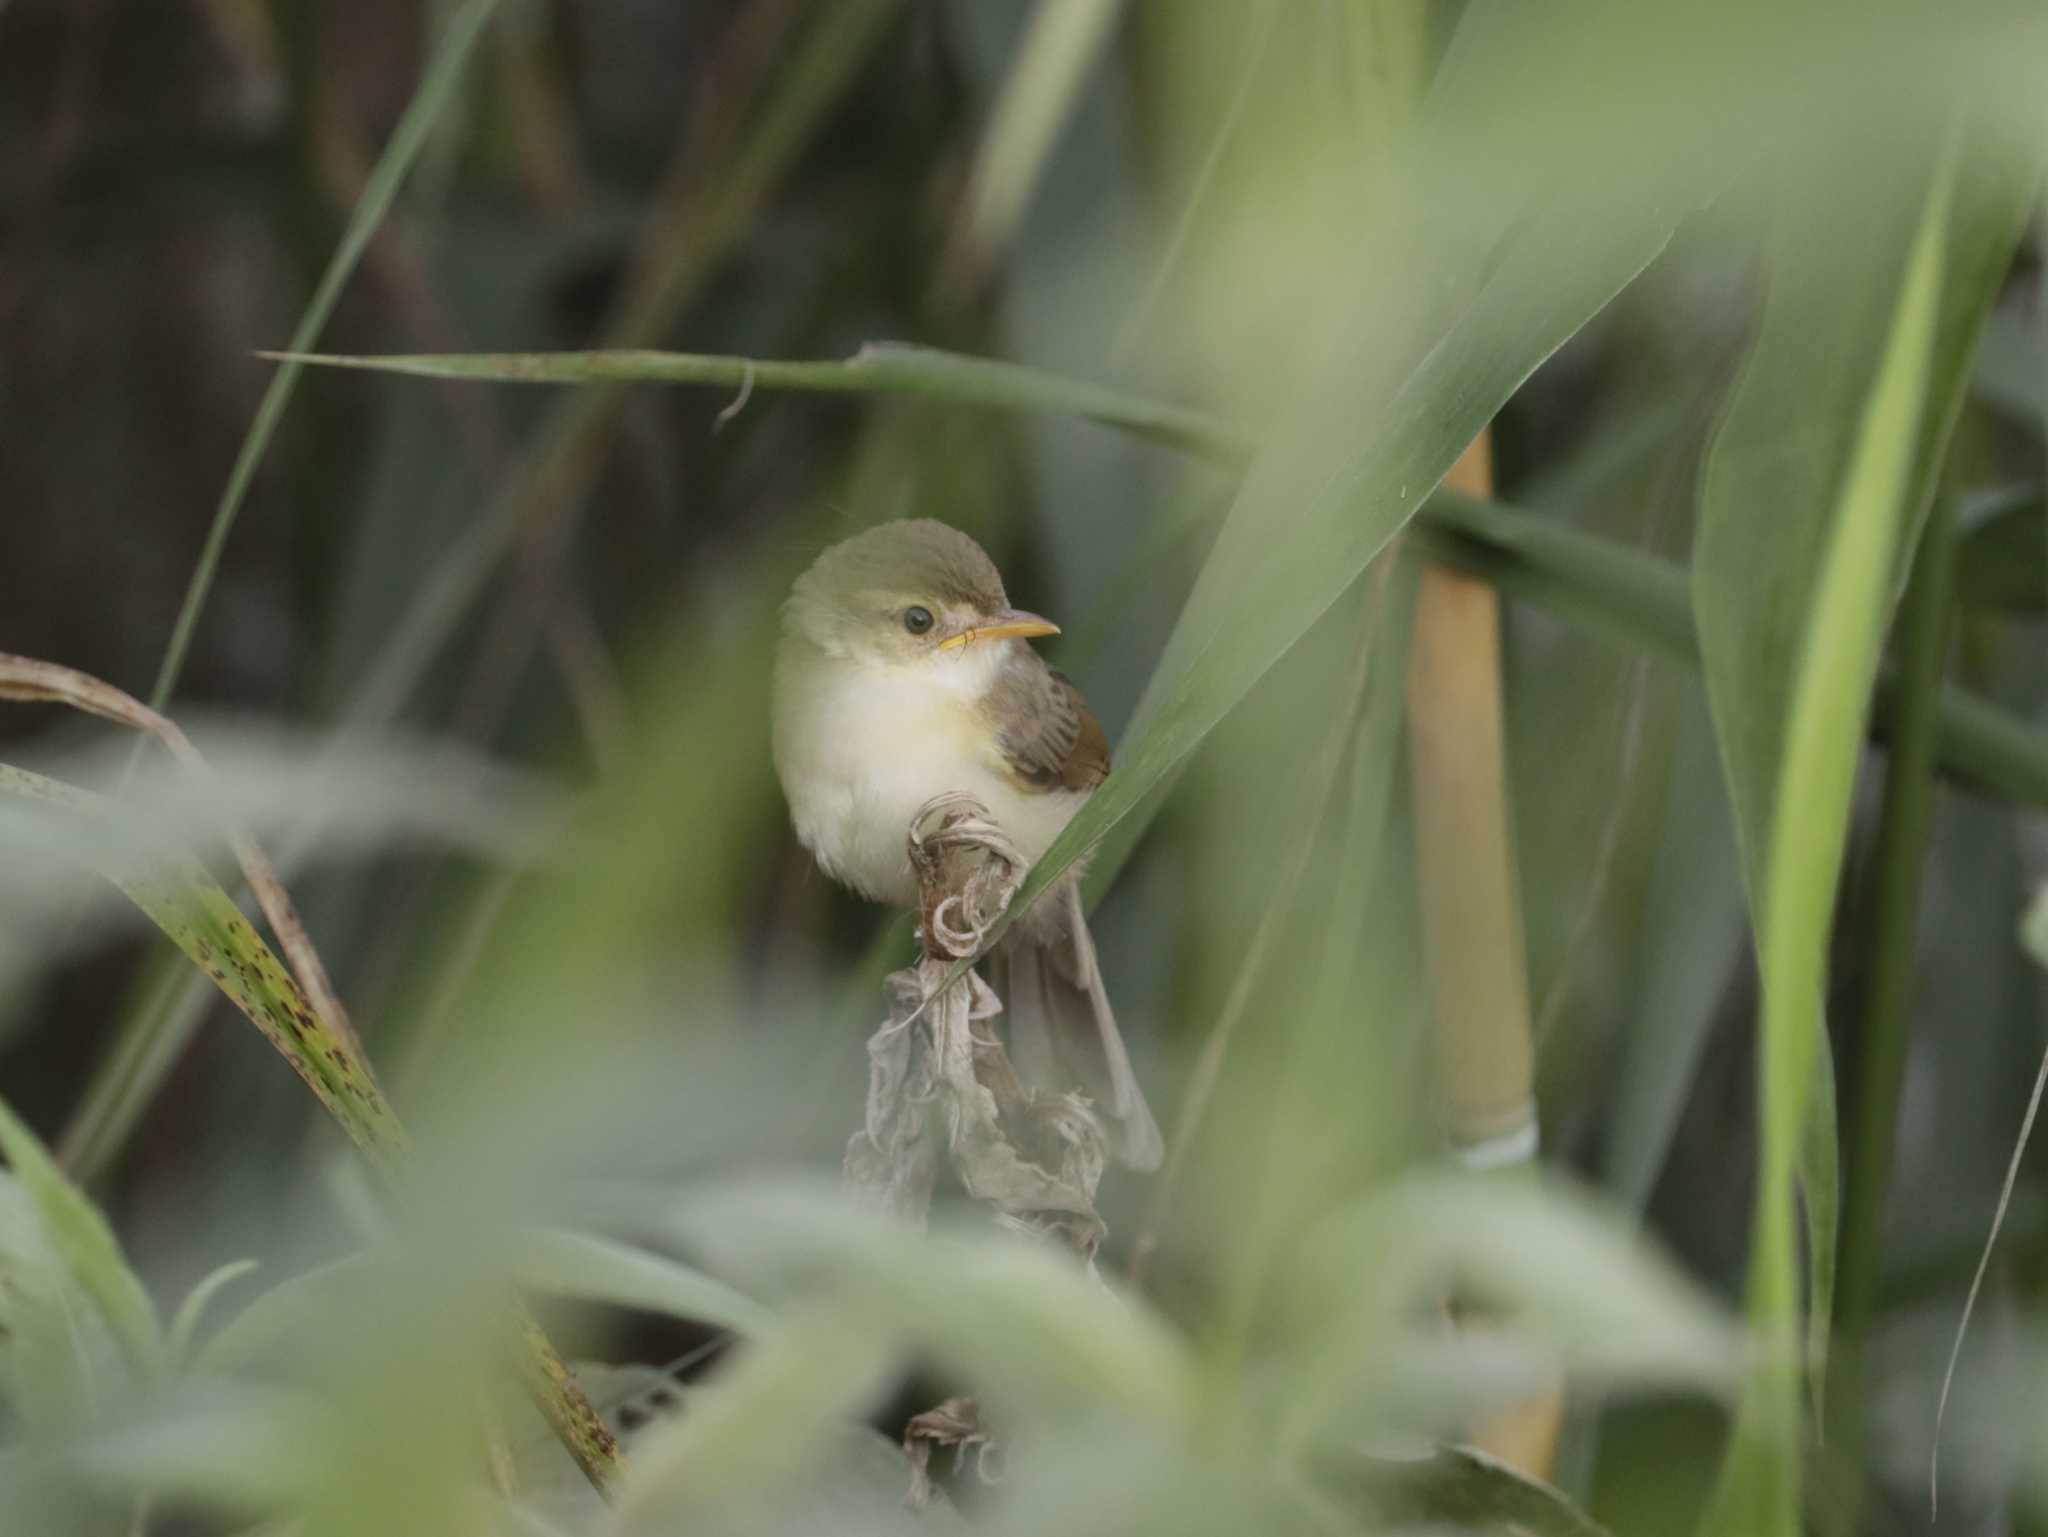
<box><xmin>772</xmin><ymin>641</ymin><xmax>1086</xmax><ymax>909</ymax></box>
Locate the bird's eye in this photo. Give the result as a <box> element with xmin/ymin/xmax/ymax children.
<box><xmin>903</xmin><ymin>606</ymin><xmax>934</xmax><ymax>635</ymax></box>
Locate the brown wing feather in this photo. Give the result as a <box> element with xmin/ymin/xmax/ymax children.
<box><xmin>1060</xmin><ymin>691</ymin><xmax>1111</xmax><ymax>790</ymax></box>
<box><xmin>983</xmin><ymin>657</ymin><xmax>1111</xmax><ymax>794</ymax></box>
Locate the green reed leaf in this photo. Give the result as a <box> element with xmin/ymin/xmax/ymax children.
<box><xmin>0</xmin><ymin>1096</ymin><xmax>162</xmax><ymax>1390</ymax></box>
<box><xmin>1695</xmin><ymin>140</ymin><xmax>1955</xmax><ymax>1537</ymax></box>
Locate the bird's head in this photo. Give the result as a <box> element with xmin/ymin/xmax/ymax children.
<box><xmin>783</xmin><ymin>519</ymin><xmax>1059</xmax><ymax>671</ymax></box>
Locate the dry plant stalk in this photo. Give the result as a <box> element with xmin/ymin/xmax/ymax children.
<box><xmin>845</xmin><ymin>792</ymin><xmax>1108</xmax><ymax>1257</ymax></box>
<box><xmin>1406</xmin><ymin>436</ymin><xmax>1563</xmax><ymax>1477</ymax></box>
<box><xmin>903</xmin><ymin>1395</ymin><xmax>1002</xmax><ymax>1507</ymax></box>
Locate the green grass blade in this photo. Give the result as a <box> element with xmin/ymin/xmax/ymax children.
<box><xmin>191</xmin><ymin>1253</ymin><xmax>375</xmax><ymax>1376</ymax></box>
<box><xmin>1</xmin><ymin>762</ymin><xmax>406</xmax><ymax>1175</ymax></box>
<box><xmin>264</xmin><ymin>342</ymin><xmax>1248</xmax><ymax>458</ymax></box>
<box><xmin>514</xmin><ymin>1229</ymin><xmax>773</xmax><ymax>1338</ymax></box>
<box><xmin>1698</xmin><ymin>169</ymin><xmax>1975</xmax><ymax>890</ymax></box>
<box><xmin>1694</xmin><ymin>121</ymin><xmax>2037</xmax><ymax>883</ymax></box>
<box><xmin>1832</xmin><ymin>136</ymin><xmax>2038</xmax><ymax>1506</ymax></box>
<box><xmin>166</xmin><ymin>1259</ymin><xmax>262</xmax><ymax>1367</ymax></box>
<box><xmin>1695</xmin><ymin>147</ymin><xmax>1953</xmax><ymax>1537</ymax></box>
<box><xmin>0</xmin><ymin>1094</ymin><xmax>163</xmax><ymax>1385</ymax></box>
<box><xmin>147</xmin><ymin>0</ymin><xmax>502</xmax><ymax>715</ymax></box>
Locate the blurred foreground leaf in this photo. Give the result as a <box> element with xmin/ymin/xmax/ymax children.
<box><xmin>193</xmin><ymin>1253</ymin><xmax>376</xmax><ymax>1377</ymax></box>
<box><xmin>614</xmin><ymin>1310</ymin><xmax>903</xmax><ymax>1536</ymax></box>
<box><xmin>1281</xmin><ymin>1170</ymin><xmax>1738</xmax><ymax>1451</ymax></box>
<box><xmin>0</xmin><ymin>764</ymin><xmax>402</xmax><ymax>1171</ymax></box>
<box><xmin>0</xmin><ymin>762</ymin><xmax>624</xmax><ymax>1492</ymax></box>
<box><xmin>657</xmin><ymin>1178</ymin><xmax>1199</xmax><ymax>1431</ymax></box>
<box><xmin>0</xmin><ymin>1096</ymin><xmax>162</xmax><ymax>1416</ymax></box>
<box><xmin>42</xmin><ymin>724</ymin><xmax>565</xmax><ymax>1185</ymax></box>
<box><xmin>514</xmin><ymin>1229</ymin><xmax>772</xmax><ymax>1338</ymax></box>
<box><xmin>164</xmin><ymin>1260</ymin><xmax>261</xmax><ymax>1367</ymax></box>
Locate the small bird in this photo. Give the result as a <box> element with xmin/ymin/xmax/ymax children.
<box><xmin>773</xmin><ymin>519</ymin><xmax>1162</xmax><ymax>1170</ymax></box>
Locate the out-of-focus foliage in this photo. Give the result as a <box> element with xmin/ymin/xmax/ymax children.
<box><xmin>3</xmin><ymin>1</ymin><xmax>2048</xmax><ymax>1534</ymax></box>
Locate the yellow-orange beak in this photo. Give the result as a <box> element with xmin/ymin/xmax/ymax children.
<box><xmin>936</xmin><ymin>608</ymin><xmax>1061</xmax><ymax>651</ymax></box>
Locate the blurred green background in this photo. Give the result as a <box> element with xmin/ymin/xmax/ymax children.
<box><xmin>3</xmin><ymin>2</ymin><xmax>2048</xmax><ymax>1534</ymax></box>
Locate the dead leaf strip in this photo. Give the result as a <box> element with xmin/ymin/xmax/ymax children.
<box><xmin>846</xmin><ymin>795</ymin><xmax>1108</xmax><ymax>1256</ymax></box>
<box><xmin>904</xmin><ymin>1395</ymin><xmax>1002</xmax><ymax>1507</ymax></box>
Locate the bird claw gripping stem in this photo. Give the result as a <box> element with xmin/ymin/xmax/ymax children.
<box><xmin>844</xmin><ymin>793</ymin><xmax>1107</xmax><ymax>1257</ymax></box>
<box><xmin>906</xmin><ymin>790</ymin><xmax>1024</xmax><ymax>959</ymax></box>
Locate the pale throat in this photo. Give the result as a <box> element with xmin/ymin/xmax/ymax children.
<box><xmin>775</xmin><ymin>636</ymin><xmax>1080</xmax><ymax>908</ymax></box>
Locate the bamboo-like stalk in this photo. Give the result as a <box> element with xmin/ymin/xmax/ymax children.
<box><xmin>1406</xmin><ymin>432</ymin><xmax>1563</xmax><ymax>1478</ymax></box>
<box><xmin>1408</xmin><ymin>440</ymin><xmax>1537</xmax><ymax>1154</ymax></box>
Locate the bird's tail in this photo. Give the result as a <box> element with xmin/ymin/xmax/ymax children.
<box><xmin>990</xmin><ymin>879</ymin><xmax>1163</xmax><ymax>1171</ymax></box>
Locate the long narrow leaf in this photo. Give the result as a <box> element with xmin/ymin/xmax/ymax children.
<box><xmin>262</xmin><ymin>348</ymin><xmax>2048</xmax><ymax>813</ymax></box>
<box><xmin>265</xmin><ymin>343</ymin><xmax>1245</xmax><ymax>459</ymax></box>
<box><xmin>1697</xmin><ymin>149</ymin><xmax>1954</xmax><ymax>1537</ymax></box>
